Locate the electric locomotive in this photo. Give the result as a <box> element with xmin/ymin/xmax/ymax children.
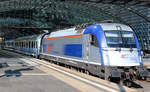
<box><xmin>40</xmin><ymin>23</ymin><xmax>149</xmax><ymax>82</ymax></box>
<box><xmin>3</xmin><ymin>23</ymin><xmax>149</xmax><ymax>84</ymax></box>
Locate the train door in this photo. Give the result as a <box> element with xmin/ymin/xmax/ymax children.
<box><xmin>89</xmin><ymin>34</ymin><xmax>101</xmax><ymax>64</ymax></box>
<box><xmin>88</xmin><ymin>34</ymin><xmax>102</xmax><ymax>75</ymax></box>
<box><xmin>83</xmin><ymin>34</ymin><xmax>90</xmax><ymax>69</ymax></box>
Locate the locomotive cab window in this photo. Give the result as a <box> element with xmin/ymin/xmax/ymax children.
<box><xmin>105</xmin><ymin>30</ymin><xmax>136</xmax><ymax>48</ymax></box>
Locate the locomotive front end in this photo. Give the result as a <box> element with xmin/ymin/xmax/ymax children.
<box><xmin>100</xmin><ymin>23</ymin><xmax>149</xmax><ymax>82</ymax></box>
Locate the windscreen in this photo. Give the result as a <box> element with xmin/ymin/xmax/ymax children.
<box><xmin>105</xmin><ymin>31</ymin><xmax>136</xmax><ymax>48</ymax></box>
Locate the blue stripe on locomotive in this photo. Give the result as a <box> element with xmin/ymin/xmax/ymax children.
<box><xmin>43</xmin><ymin>44</ymin><xmax>47</xmax><ymax>53</ymax></box>
<box><xmin>84</xmin><ymin>24</ymin><xmax>107</xmax><ymax>66</ymax></box>
<box><xmin>64</xmin><ymin>44</ymin><xmax>82</xmax><ymax>58</ymax></box>
<box><xmin>133</xmin><ymin>33</ymin><xmax>143</xmax><ymax>66</ymax></box>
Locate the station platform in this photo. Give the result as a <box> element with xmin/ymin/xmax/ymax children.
<box><xmin>0</xmin><ymin>50</ymin><xmax>150</xmax><ymax>92</ymax></box>
<box><xmin>0</xmin><ymin>50</ymin><xmax>80</xmax><ymax>92</ymax></box>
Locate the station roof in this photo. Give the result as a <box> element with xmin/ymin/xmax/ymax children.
<box><xmin>0</xmin><ymin>0</ymin><xmax>150</xmax><ymax>40</ymax></box>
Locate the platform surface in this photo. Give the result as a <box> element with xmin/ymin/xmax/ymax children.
<box><xmin>0</xmin><ymin>50</ymin><xmax>80</xmax><ymax>92</ymax></box>
<box><xmin>0</xmin><ymin>50</ymin><xmax>150</xmax><ymax>92</ymax></box>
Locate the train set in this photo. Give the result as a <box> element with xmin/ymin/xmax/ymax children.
<box><xmin>3</xmin><ymin>23</ymin><xmax>149</xmax><ymax>86</ymax></box>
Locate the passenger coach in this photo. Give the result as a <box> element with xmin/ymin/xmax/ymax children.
<box><xmin>4</xmin><ymin>34</ymin><xmax>44</xmax><ymax>58</ymax></box>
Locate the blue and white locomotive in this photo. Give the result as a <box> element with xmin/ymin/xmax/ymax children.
<box><xmin>4</xmin><ymin>23</ymin><xmax>149</xmax><ymax>82</ymax></box>
<box><xmin>40</xmin><ymin>23</ymin><xmax>149</xmax><ymax>81</ymax></box>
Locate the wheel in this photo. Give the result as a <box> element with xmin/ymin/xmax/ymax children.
<box><xmin>124</xmin><ymin>80</ymin><xmax>131</xmax><ymax>87</ymax></box>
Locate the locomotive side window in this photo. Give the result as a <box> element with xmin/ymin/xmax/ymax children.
<box><xmin>90</xmin><ymin>34</ymin><xmax>98</xmax><ymax>47</ymax></box>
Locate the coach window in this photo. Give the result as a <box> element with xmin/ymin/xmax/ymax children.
<box><xmin>16</xmin><ymin>42</ymin><xmax>18</xmax><ymax>48</ymax></box>
<box><xmin>27</xmin><ymin>42</ymin><xmax>29</xmax><ymax>48</ymax></box>
<box><xmin>31</xmin><ymin>41</ymin><xmax>32</xmax><ymax>48</ymax></box>
<box><xmin>19</xmin><ymin>42</ymin><xmax>21</xmax><ymax>48</ymax></box>
<box><xmin>32</xmin><ymin>41</ymin><xmax>33</xmax><ymax>48</ymax></box>
<box><xmin>32</xmin><ymin>41</ymin><xmax>34</xmax><ymax>48</ymax></box>
<box><xmin>30</xmin><ymin>41</ymin><xmax>32</xmax><ymax>48</ymax></box>
<box><xmin>18</xmin><ymin>42</ymin><xmax>19</xmax><ymax>47</ymax></box>
<box><xmin>16</xmin><ymin>42</ymin><xmax>17</xmax><ymax>47</ymax></box>
<box><xmin>35</xmin><ymin>41</ymin><xmax>37</xmax><ymax>48</ymax></box>
<box><xmin>19</xmin><ymin>42</ymin><xmax>20</xmax><ymax>48</ymax></box>
<box><xmin>24</xmin><ymin>42</ymin><xmax>26</xmax><ymax>48</ymax></box>
<box><xmin>23</xmin><ymin>42</ymin><xmax>25</xmax><ymax>48</ymax></box>
<box><xmin>90</xmin><ymin>34</ymin><xmax>98</xmax><ymax>47</ymax></box>
<box><xmin>21</xmin><ymin>42</ymin><xmax>23</xmax><ymax>48</ymax></box>
<box><xmin>18</xmin><ymin>42</ymin><xmax>20</xmax><ymax>48</ymax></box>
<box><xmin>21</xmin><ymin>42</ymin><xmax>22</xmax><ymax>48</ymax></box>
<box><xmin>29</xmin><ymin>41</ymin><xmax>31</xmax><ymax>48</ymax></box>
<box><xmin>28</xmin><ymin>42</ymin><xmax>29</xmax><ymax>48</ymax></box>
<box><xmin>22</xmin><ymin>42</ymin><xmax>23</xmax><ymax>48</ymax></box>
<box><xmin>20</xmin><ymin>42</ymin><xmax>22</xmax><ymax>48</ymax></box>
<box><xmin>26</xmin><ymin>41</ymin><xmax>28</xmax><ymax>48</ymax></box>
<box><xmin>28</xmin><ymin>41</ymin><xmax>30</xmax><ymax>48</ymax></box>
<box><xmin>25</xmin><ymin>42</ymin><xmax>27</xmax><ymax>48</ymax></box>
<box><xmin>34</xmin><ymin>41</ymin><xmax>36</xmax><ymax>48</ymax></box>
<box><xmin>31</xmin><ymin>41</ymin><xmax>33</xmax><ymax>48</ymax></box>
<box><xmin>29</xmin><ymin>41</ymin><xmax>30</xmax><ymax>48</ymax></box>
<box><xmin>33</xmin><ymin>41</ymin><xmax>35</xmax><ymax>48</ymax></box>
